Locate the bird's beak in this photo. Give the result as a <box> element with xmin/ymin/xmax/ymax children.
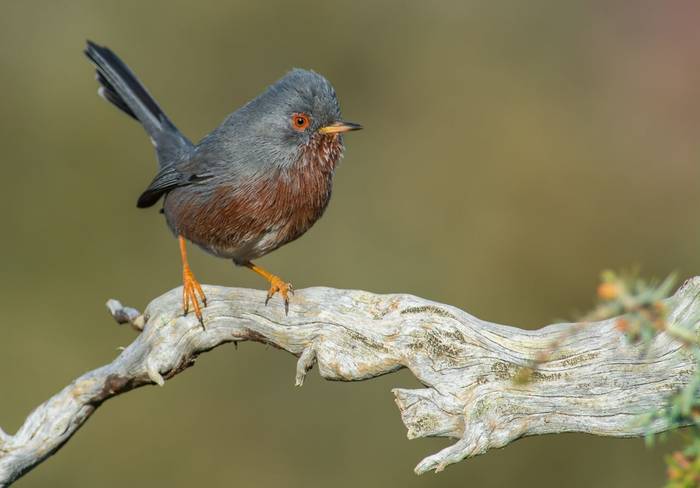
<box><xmin>318</xmin><ymin>121</ymin><xmax>363</xmax><ymax>134</ymax></box>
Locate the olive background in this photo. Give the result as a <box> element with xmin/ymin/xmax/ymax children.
<box><xmin>2</xmin><ymin>1</ymin><xmax>700</xmax><ymax>487</ymax></box>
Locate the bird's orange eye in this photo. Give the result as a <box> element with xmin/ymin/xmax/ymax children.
<box><xmin>291</xmin><ymin>113</ymin><xmax>310</xmax><ymax>131</ymax></box>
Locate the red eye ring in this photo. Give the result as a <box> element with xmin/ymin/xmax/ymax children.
<box><xmin>291</xmin><ymin>113</ymin><xmax>310</xmax><ymax>131</ymax></box>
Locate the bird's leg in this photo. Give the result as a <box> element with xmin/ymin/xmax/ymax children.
<box><xmin>179</xmin><ymin>235</ymin><xmax>207</xmax><ymax>325</ymax></box>
<box><xmin>244</xmin><ymin>262</ymin><xmax>294</xmax><ymax>314</ymax></box>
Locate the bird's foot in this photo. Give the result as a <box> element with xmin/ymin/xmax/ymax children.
<box><xmin>243</xmin><ymin>261</ymin><xmax>294</xmax><ymax>315</ymax></box>
<box><xmin>182</xmin><ymin>266</ymin><xmax>207</xmax><ymax>326</ymax></box>
<box><xmin>265</xmin><ymin>276</ymin><xmax>294</xmax><ymax>315</ymax></box>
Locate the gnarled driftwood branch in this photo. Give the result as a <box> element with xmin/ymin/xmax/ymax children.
<box><xmin>2</xmin><ymin>278</ymin><xmax>700</xmax><ymax>486</ymax></box>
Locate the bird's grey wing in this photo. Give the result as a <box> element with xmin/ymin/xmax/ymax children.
<box><xmin>136</xmin><ymin>153</ymin><xmax>216</xmax><ymax>208</ymax></box>
<box><xmin>137</xmin><ymin>128</ymin><xmax>251</xmax><ymax>208</ymax></box>
<box><xmin>136</xmin><ymin>166</ymin><xmax>182</xmax><ymax>208</ymax></box>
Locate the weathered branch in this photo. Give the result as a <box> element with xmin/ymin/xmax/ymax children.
<box><xmin>2</xmin><ymin>278</ymin><xmax>700</xmax><ymax>485</ymax></box>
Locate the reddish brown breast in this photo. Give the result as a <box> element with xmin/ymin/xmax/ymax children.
<box><xmin>165</xmin><ymin>133</ymin><xmax>344</xmax><ymax>262</ymax></box>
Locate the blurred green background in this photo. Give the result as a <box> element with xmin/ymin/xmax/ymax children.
<box><xmin>2</xmin><ymin>1</ymin><xmax>699</xmax><ymax>486</ymax></box>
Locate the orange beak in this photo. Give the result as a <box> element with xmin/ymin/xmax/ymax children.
<box><xmin>318</xmin><ymin>121</ymin><xmax>363</xmax><ymax>134</ymax></box>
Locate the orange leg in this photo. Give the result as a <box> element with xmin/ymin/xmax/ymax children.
<box><xmin>179</xmin><ymin>235</ymin><xmax>207</xmax><ymax>325</ymax></box>
<box><xmin>244</xmin><ymin>262</ymin><xmax>293</xmax><ymax>314</ymax></box>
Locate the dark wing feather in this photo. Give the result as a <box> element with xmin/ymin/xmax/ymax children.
<box><xmin>137</xmin><ymin>167</ymin><xmax>182</xmax><ymax>208</ymax></box>
<box><xmin>136</xmin><ymin>164</ymin><xmax>215</xmax><ymax>208</ymax></box>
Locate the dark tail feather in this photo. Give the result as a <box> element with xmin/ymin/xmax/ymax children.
<box><xmin>84</xmin><ymin>40</ymin><xmax>193</xmax><ymax>167</ymax></box>
<box><xmin>94</xmin><ymin>71</ymin><xmax>136</xmax><ymax>119</ymax></box>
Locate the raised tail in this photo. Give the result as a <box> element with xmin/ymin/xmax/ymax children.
<box><xmin>84</xmin><ymin>40</ymin><xmax>193</xmax><ymax>168</ymax></box>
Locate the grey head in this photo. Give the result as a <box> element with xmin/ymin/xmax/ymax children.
<box><xmin>198</xmin><ymin>68</ymin><xmax>361</xmax><ymax>171</ymax></box>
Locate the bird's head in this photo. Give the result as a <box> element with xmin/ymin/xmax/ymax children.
<box><xmin>232</xmin><ymin>68</ymin><xmax>361</xmax><ymax>169</ymax></box>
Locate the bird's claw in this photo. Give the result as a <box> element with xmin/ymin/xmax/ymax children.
<box><xmin>182</xmin><ymin>266</ymin><xmax>207</xmax><ymax>327</ymax></box>
<box><xmin>265</xmin><ymin>277</ymin><xmax>293</xmax><ymax>314</ymax></box>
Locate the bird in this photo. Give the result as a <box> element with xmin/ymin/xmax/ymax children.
<box><xmin>84</xmin><ymin>40</ymin><xmax>362</xmax><ymax>323</ymax></box>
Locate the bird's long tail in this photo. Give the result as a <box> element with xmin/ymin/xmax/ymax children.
<box><xmin>84</xmin><ymin>40</ymin><xmax>193</xmax><ymax>167</ymax></box>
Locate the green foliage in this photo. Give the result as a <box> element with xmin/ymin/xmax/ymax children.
<box><xmin>583</xmin><ymin>270</ymin><xmax>676</xmax><ymax>346</ymax></box>
<box><xmin>588</xmin><ymin>270</ymin><xmax>700</xmax><ymax>487</ymax></box>
<box><xmin>665</xmin><ymin>437</ymin><xmax>700</xmax><ymax>488</ymax></box>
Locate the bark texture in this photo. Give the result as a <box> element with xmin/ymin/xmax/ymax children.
<box><xmin>2</xmin><ymin>278</ymin><xmax>699</xmax><ymax>486</ymax></box>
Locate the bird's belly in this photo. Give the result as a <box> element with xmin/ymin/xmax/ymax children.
<box><xmin>164</xmin><ymin>176</ymin><xmax>332</xmax><ymax>263</ymax></box>
<box><xmin>198</xmin><ymin>224</ymin><xmax>292</xmax><ymax>262</ymax></box>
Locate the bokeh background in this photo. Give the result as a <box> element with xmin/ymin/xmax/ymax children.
<box><xmin>2</xmin><ymin>1</ymin><xmax>700</xmax><ymax>486</ymax></box>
